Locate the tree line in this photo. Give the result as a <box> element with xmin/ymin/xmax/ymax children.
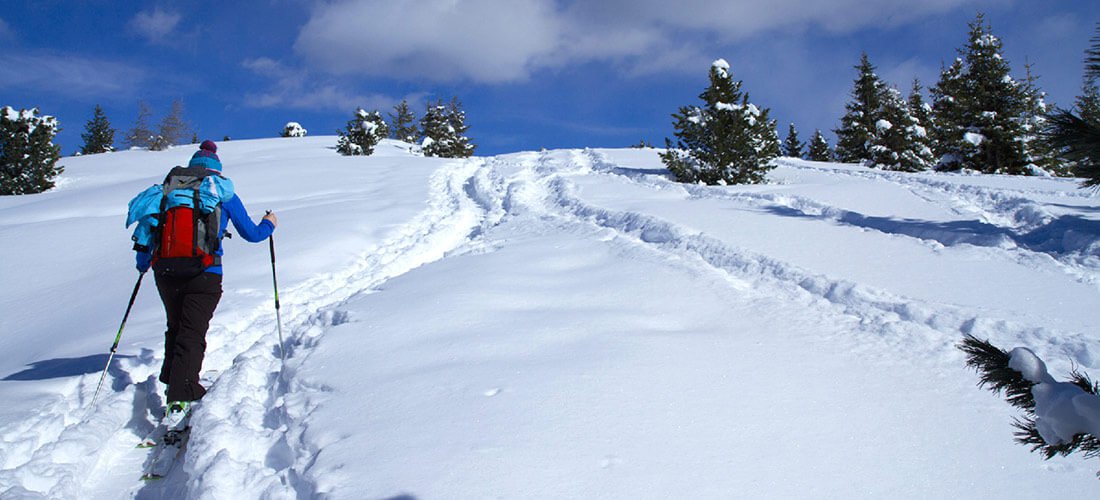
<box><xmin>662</xmin><ymin>13</ymin><xmax>1100</xmax><ymax>187</ymax></box>
<box><xmin>4</xmin><ymin>13</ymin><xmax>1098</xmax><ymax>195</ymax></box>
<box><xmin>329</xmin><ymin>97</ymin><xmax>475</xmax><ymax>158</ymax></box>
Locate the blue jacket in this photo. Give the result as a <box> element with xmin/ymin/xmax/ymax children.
<box><xmin>136</xmin><ymin>194</ymin><xmax>274</xmax><ymax>275</ymax></box>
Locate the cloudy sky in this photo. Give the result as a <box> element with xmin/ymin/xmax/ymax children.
<box><xmin>2</xmin><ymin>1</ymin><xmax>1097</xmax><ymax>155</ymax></box>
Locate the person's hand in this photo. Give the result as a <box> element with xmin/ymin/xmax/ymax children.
<box><xmin>263</xmin><ymin>211</ymin><xmax>278</xmax><ymax>229</ymax></box>
<box><xmin>136</xmin><ymin>252</ymin><xmax>152</xmax><ymax>273</ymax></box>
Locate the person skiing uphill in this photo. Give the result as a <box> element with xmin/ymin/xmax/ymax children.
<box><xmin>135</xmin><ymin>139</ymin><xmax>277</xmax><ymax>429</ymax></box>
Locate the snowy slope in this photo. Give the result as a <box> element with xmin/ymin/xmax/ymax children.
<box><xmin>1</xmin><ymin>138</ymin><xmax>1099</xmax><ymax>498</ymax></box>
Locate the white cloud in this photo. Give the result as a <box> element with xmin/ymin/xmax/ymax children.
<box><xmin>295</xmin><ymin>0</ymin><xmax>561</xmax><ymax>83</ymax></box>
<box><xmin>129</xmin><ymin>8</ymin><xmax>182</xmax><ymax>44</ymax></box>
<box><xmin>0</xmin><ymin>52</ymin><xmax>146</xmax><ymax>97</ymax></box>
<box><xmin>242</xmin><ymin>57</ymin><xmax>407</xmax><ymax>111</ymax></box>
<box><xmin>292</xmin><ymin>0</ymin><xmax>979</xmax><ymax>83</ymax></box>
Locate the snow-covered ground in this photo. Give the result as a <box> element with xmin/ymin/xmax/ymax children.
<box><xmin>1</xmin><ymin>137</ymin><xmax>1099</xmax><ymax>498</ymax></box>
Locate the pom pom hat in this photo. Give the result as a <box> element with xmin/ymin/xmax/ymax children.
<box><xmin>188</xmin><ymin>139</ymin><xmax>222</xmax><ymax>171</ymax></box>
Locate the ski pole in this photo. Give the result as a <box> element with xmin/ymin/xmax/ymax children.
<box><xmin>269</xmin><ymin>233</ymin><xmax>286</xmax><ymax>365</ymax></box>
<box><xmin>90</xmin><ymin>271</ymin><xmax>146</xmax><ymax>407</ymax></box>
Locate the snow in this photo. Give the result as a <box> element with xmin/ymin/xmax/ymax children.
<box><xmin>711</xmin><ymin>58</ymin><xmax>730</xmax><ymax>78</ymax></box>
<box><xmin>964</xmin><ymin>131</ymin><xmax>986</xmax><ymax>146</ymax></box>
<box><xmin>976</xmin><ymin>34</ymin><xmax>999</xmax><ymax>47</ymax></box>
<box><xmin>876</xmin><ymin>119</ymin><xmax>893</xmax><ymax>132</ymax></box>
<box><xmin>1010</xmin><ymin>348</ymin><xmax>1100</xmax><ymax>446</ymax></box>
<box><xmin>2</xmin><ymin>139</ymin><xmax>1100</xmax><ymax>498</ymax></box>
<box><xmin>283</xmin><ymin>122</ymin><xmax>307</xmax><ymax>138</ymax></box>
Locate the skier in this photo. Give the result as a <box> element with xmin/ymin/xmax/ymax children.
<box><xmin>135</xmin><ymin>140</ymin><xmax>277</xmax><ymax>429</ymax></box>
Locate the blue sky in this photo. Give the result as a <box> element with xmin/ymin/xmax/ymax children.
<box><xmin>1</xmin><ymin>1</ymin><xmax>1098</xmax><ymax>156</ymax></box>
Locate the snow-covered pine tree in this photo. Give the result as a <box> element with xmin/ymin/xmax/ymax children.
<box><xmin>389</xmin><ymin>100</ymin><xmax>419</xmax><ymax>144</ymax></box>
<box><xmin>834</xmin><ymin>53</ymin><xmax>888</xmax><ymax>164</ymax></box>
<box><xmin>151</xmin><ymin>99</ymin><xmax>190</xmax><ymax>151</ymax></box>
<box><xmin>807</xmin><ymin>129</ymin><xmax>833</xmax><ymax>162</ymax></box>
<box><xmin>1</xmin><ymin>106</ymin><xmax>63</xmax><ymax>195</ymax></box>
<box><xmin>1019</xmin><ymin>62</ymin><xmax>1064</xmax><ymax>175</ymax></box>
<box><xmin>908</xmin><ymin>79</ymin><xmax>936</xmax><ymax>160</ymax></box>
<box><xmin>125</xmin><ymin>101</ymin><xmax>154</xmax><ymax>150</ymax></box>
<box><xmin>446</xmin><ymin>97</ymin><xmax>475</xmax><ymax>158</ymax></box>
<box><xmin>868</xmin><ymin>86</ymin><xmax>935</xmax><ymax>172</ymax></box>
<box><xmin>660</xmin><ymin>59</ymin><xmax>779</xmax><ymax>185</ymax></box>
<box><xmin>782</xmin><ymin>123</ymin><xmax>805</xmax><ymax>158</ymax></box>
<box><xmin>80</xmin><ymin>104</ymin><xmax>115</xmax><ymax>155</ymax></box>
<box><xmin>420</xmin><ymin>101</ymin><xmax>448</xmax><ymax>157</ymax></box>
<box><xmin>931</xmin><ymin>13</ymin><xmax>1029</xmax><ymax>174</ymax></box>
<box><xmin>929</xmin><ymin>58</ymin><xmax>969</xmax><ymax>168</ymax></box>
<box><xmin>282</xmin><ymin>122</ymin><xmax>308</xmax><ymax>137</ymax></box>
<box><xmin>420</xmin><ymin>98</ymin><xmax>476</xmax><ymax>158</ymax></box>
<box><xmin>337</xmin><ymin>108</ymin><xmax>388</xmax><ymax>156</ymax></box>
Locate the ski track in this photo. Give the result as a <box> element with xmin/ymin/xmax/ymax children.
<box><xmin>502</xmin><ymin>150</ymin><xmax>1098</xmax><ymax>367</ymax></box>
<box><xmin>3</xmin><ymin>150</ymin><xmax>1099</xmax><ymax>498</ymax></box>
<box><xmin>0</xmin><ymin>158</ymin><xmax>488</xmax><ymax>499</ymax></box>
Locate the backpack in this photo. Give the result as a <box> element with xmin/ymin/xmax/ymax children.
<box><xmin>127</xmin><ymin>165</ymin><xmax>235</xmax><ymax>277</ymax></box>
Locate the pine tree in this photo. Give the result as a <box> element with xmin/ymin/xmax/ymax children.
<box><xmin>336</xmin><ymin>108</ymin><xmax>388</xmax><ymax>156</ymax></box>
<box><xmin>931</xmin><ymin>13</ymin><xmax>1029</xmax><ymax>174</ymax></box>
<box><xmin>1019</xmin><ymin>62</ymin><xmax>1063</xmax><ymax>175</ymax></box>
<box><xmin>660</xmin><ymin>59</ymin><xmax>779</xmax><ymax>185</ymax></box>
<box><xmin>446</xmin><ymin>97</ymin><xmax>475</xmax><ymax>158</ymax></box>
<box><xmin>930</xmin><ymin>58</ymin><xmax>968</xmax><ymax>168</ymax></box>
<box><xmin>1045</xmin><ymin>22</ymin><xmax>1100</xmax><ymax>187</ymax></box>
<box><xmin>1078</xmin><ymin>77</ymin><xmax>1100</xmax><ymax>126</ymax></box>
<box><xmin>420</xmin><ymin>98</ymin><xmax>475</xmax><ymax>158</ymax></box>
<box><xmin>908</xmin><ymin>79</ymin><xmax>936</xmax><ymax>159</ymax></box>
<box><xmin>868</xmin><ymin>86</ymin><xmax>935</xmax><ymax>171</ymax></box>
<box><xmin>125</xmin><ymin>101</ymin><xmax>155</xmax><ymax>150</ymax></box>
<box><xmin>1</xmin><ymin>106</ymin><xmax>63</xmax><ymax>195</ymax></box>
<box><xmin>80</xmin><ymin>104</ymin><xmax>115</xmax><ymax>155</ymax></box>
<box><xmin>782</xmin><ymin>123</ymin><xmax>805</xmax><ymax>158</ymax></box>
<box><xmin>807</xmin><ymin>129</ymin><xmax>833</xmax><ymax>162</ymax></box>
<box><xmin>389</xmin><ymin>100</ymin><xmax>418</xmax><ymax>143</ymax></box>
<box><xmin>835</xmin><ymin>53</ymin><xmax>888</xmax><ymax>164</ymax></box>
<box><xmin>152</xmin><ymin>99</ymin><xmax>190</xmax><ymax>151</ymax></box>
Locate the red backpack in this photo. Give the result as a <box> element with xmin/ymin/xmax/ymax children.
<box><xmin>152</xmin><ymin>166</ymin><xmax>229</xmax><ymax>277</ymax></box>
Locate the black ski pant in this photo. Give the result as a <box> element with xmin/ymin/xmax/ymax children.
<box><xmin>154</xmin><ymin>271</ymin><xmax>222</xmax><ymax>402</ymax></box>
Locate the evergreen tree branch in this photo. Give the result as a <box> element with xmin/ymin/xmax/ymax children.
<box><xmin>958</xmin><ymin>334</ymin><xmax>1035</xmax><ymax>410</ymax></box>
<box><xmin>959</xmin><ymin>335</ymin><xmax>1100</xmax><ymax>461</ymax></box>
<box><xmin>1043</xmin><ymin>108</ymin><xmax>1100</xmax><ymax>187</ymax></box>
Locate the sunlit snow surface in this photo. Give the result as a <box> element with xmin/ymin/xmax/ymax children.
<box><xmin>2</xmin><ymin>137</ymin><xmax>1099</xmax><ymax>498</ymax></box>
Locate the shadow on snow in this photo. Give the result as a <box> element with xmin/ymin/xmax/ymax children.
<box><xmin>762</xmin><ymin>205</ymin><xmax>1100</xmax><ymax>257</ymax></box>
<box><xmin>3</xmin><ymin>353</ymin><xmax>135</xmax><ymax>381</ymax></box>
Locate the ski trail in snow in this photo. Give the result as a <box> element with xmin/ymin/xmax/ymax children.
<box><xmin>465</xmin><ymin>150</ymin><xmax>1098</xmax><ymax>368</ymax></box>
<box><xmin>0</xmin><ymin>158</ymin><xmax>489</xmax><ymax>499</ymax></box>
<box><xmin>584</xmin><ymin>152</ymin><xmax>1100</xmax><ymax>288</ymax></box>
<box><xmin>173</xmin><ymin>158</ymin><xmax>490</xmax><ymax>498</ymax></box>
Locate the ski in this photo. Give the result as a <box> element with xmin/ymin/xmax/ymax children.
<box><xmin>140</xmin><ymin>424</ymin><xmax>191</xmax><ymax>481</ymax></box>
<box><xmin>137</xmin><ymin>370</ymin><xmax>218</xmax><ymax>448</ymax></box>
<box><xmin>137</xmin><ymin>370</ymin><xmax>217</xmax><ymax>478</ymax></box>
<box><xmin>136</xmin><ymin>423</ymin><xmax>167</xmax><ymax>449</ymax></box>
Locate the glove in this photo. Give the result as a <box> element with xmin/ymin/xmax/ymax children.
<box><xmin>136</xmin><ymin>252</ymin><xmax>152</xmax><ymax>273</ymax></box>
